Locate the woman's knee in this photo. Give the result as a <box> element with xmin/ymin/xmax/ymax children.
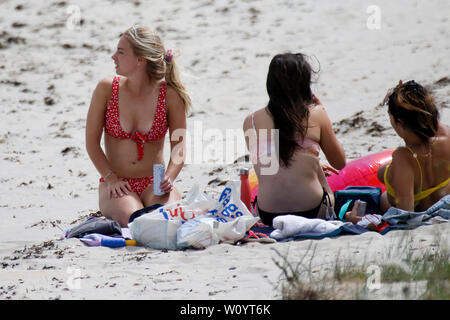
<box><xmin>142</xmin><ymin>187</ymin><xmax>181</xmax><ymax>207</ymax></box>
<box><xmin>102</xmin><ymin>209</ymin><xmax>132</xmax><ymax>227</ymax></box>
<box><xmin>380</xmin><ymin>191</ymin><xmax>391</xmax><ymax>214</ymax></box>
<box><xmin>99</xmin><ymin>191</ymin><xmax>144</xmax><ymax>227</ymax></box>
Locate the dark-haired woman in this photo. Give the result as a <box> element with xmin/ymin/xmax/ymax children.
<box><xmin>243</xmin><ymin>53</ymin><xmax>346</xmax><ymax>227</ymax></box>
<box><xmin>377</xmin><ymin>80</ymin><xmax>450</xmax><ymax>213</ymax></box>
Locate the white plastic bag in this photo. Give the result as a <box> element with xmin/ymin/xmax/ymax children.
<box><xmin>129</xmin><ymin>214</ymin><xmax>181</xmax><ymax>250</ymax></box>
<box><xmin>176</xmin><ymin>217</ymin><xmax>219</xmax><ymax>249</ymax></box>
<box><xmin>128</xmin><ymin>184</ymin><xmax>215</xmax><ymax>250</ymax></box>
<box><xmin>148</xmin><ymin>184</ymin><xmax>216</xmax><ymax>222</ymax></box>
<box><xmin>129</xmin><ymin>181</ymin><xmax>259</xmax><ymax>250</ymax></box>
<box><xmin>207</xmin><ymin>180</ymin><xmax>258</xmax><ymax>227</ymax></box>
<box><xmin>177</xmin><ymin>215</ymin><xmax>258</xmax><ymax>249</ymax></box>
<box><xmin>176</xmin><ymin>181</ymin><xmax>259</xmax><ymax>249</ymax></box>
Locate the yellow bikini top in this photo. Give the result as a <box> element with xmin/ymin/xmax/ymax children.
<box><xmin>384</xmin><ymin>146</ymin><xmax>450</xmax><ymax>206</ymax></box>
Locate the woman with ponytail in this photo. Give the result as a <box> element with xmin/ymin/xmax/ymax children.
<box><xmin>85</xmin><ymin>25</ymin><xmax>190</xmax><ymax>226</ymax></box>
<box><xmin>243</xmin><ymin>53</ymin><xmax>346</xmax><ymax>227</ymax></box>
<box><xmin>376</xmin><ymin>80</ymin><xmax>450</xmax><ymax>213</ymax></box>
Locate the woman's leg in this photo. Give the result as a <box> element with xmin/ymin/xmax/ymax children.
<box><xmin>99</xmin><ymin>182</ymin><xmax>144</xmax><ymax>227</ymax></box>
<box><xmin>140</xmin><ymin>185</ymin><xmax>182</xmax><ymax>207</ymax></box>
<box><xmin>379</xmin><ymin>191</ymin><xmax>392</xmax><ymax>214</ymax></box>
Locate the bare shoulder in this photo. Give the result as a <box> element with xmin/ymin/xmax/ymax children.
<box><xmin>166</xmin><ymin>84</ymin><xmax>185</xmax><ymax>112</ymax></box>
<box><xmin>243</xmin><ymin>107</ymin><xmax>267</xmax><ymax>130</ymax></box>
<box><xmin>309</xmin><ymin>103</ymin><xmax>328</xmax><ymax>122</ymax></box>
<box><xmin>87</xmin><ymin>77</ymin><xmax>114</xmax><ymax>111</ymax></box>
<box><xmin>391</xmin><ymin>147</ymin><xmax>416</xmax><ymax>169</ymax></box>
<box><xmin>98</xmin><ymin>77</ymin><xmax>114</xmax><ymax>88</ymax></box>
<box><xmin>392</xmin><ymin>146</ymin><xmax>410</xmax><ymax>158</ymax></box>
<box><xmin>95</xmin><ymin>77</ymin><xmax>114</xmax><ymax>97</ymax></box>
<box><xmin>243</xmin><ymin>112</ymin><xmax>253</xmax><ymax>131</ymax></box>
<box><xmin>433</xmin><ymin>122</ymin><xmax>450</xmax><ymax>159</ymax></box>
<box><xmin>310</xmin><ymin>102</ymin><xmax>326</xmax><ymax>113</ymax></box>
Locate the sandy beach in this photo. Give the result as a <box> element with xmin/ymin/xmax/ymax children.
<box><xmin>0</xmin><ymin>0</ymin><xmax>449</xmax><ymax>300</ymax></box>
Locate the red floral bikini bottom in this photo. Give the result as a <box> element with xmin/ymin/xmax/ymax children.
<box><xmin>99</xmin><ymin>176</ymin><xmax>154</xmax><ymax>196</ymax></box>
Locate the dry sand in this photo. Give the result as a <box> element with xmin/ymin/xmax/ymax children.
<box><xmin>0</xmin><ymin>0</ymin><xmax>449</xmax><ymax>300</ymax></box>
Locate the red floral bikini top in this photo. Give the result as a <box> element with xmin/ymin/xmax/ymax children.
<box><xmin>104</xmin><ymin>76</ymin><xmax>169</xmax><ymax>161</ymax></box>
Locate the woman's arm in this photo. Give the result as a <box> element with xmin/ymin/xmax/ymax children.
<box><xmin>85</xmin><ymin>78</ymin><xmax>113</xmax><ymax>177</ymax></box>
<box><xmin>385</xmin><ymin>148</ymin><xmax>415</xmax><ymax>211</ymax></box>
<box><xmin>317</xmin><ymin>104</ymin><xmax>346</xmax><ymax>170</ymax></box>
<box><xmin>162</xmin><ymin>86</ymin><xmax>187</xmax><ymax>192</ymax></box>
<box><xmin>86</xmin><ymin>78</ymin><xmax>132</xmax><ymax>198</ymax></box>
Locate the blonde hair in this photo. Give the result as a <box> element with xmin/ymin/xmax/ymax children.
<box><xmin>121</xmin><ymin>25</ymin><xmax>191</xmax><ymax>112</ymax></box>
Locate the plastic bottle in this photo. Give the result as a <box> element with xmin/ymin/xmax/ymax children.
<box><xmin>239</xmin><ymin>168</ymin><xmax>252</xmax><ymax>212</ymax></box>
<box><xmin>101</xmin><ymin>238</ymin><xmax>137</xmax><ymax>248</ymax></box>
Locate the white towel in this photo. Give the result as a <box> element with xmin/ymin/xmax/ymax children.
<box><xmin>270</xmin><ymin>215</ymin><xmax>344</xmax><ymax>240</ymax></box>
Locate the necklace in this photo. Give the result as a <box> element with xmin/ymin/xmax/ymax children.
<box><xmin>406</xmin><ymin>143</ymin><xmax>432</xmax><ymax>158</ymax></box>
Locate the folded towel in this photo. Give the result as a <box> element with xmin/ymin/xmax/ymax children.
<box><xmin>270</xmin><ymin>215</ymin><xmax>344</xmax><ymax>240</ymax></box>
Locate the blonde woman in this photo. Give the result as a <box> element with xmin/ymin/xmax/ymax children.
<box><xmin>86</xmin><ymin>26</ymin><xmax>190</xmax><ymax>227</ymax></box>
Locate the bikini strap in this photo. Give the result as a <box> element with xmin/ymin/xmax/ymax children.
<box><xmin>414</xmin><ymin>177</ymin><xmax>450</xmax><ymax>202</ymax></box>
<box><xmin>111</xmin><ymin>76</ymin><xmax>120</xmax><ymax>100</ymax></box>
<box><xmin>159</xmin><ymin>81</ymin><xmax>168</xmax><ymax>112</ymax></box>
<box><xmin>384</xmin><ymin>163</ymin><xmax>395</xmax><ymax>198</ymax></box>
<box><xmin>405</xmin><ymin>146</ymin><xmax>423</xmax><ymax>196</ymax></box>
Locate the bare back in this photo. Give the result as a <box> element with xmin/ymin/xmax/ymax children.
<box><xmin>414</xmin><ymin>123</ymin><xmax>450</xmax><ymax>211</ymax></box>
<box><xmin>243</xmin><ymin>103</ymin><xmax>345</xmax><ymax>212</ymax></box>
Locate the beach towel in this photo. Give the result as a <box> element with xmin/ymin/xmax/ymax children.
<box><xmin>270</xmin><ymin>215</ymin><xmax>345</xmax><ymax>240</ymax></box>
<box><xmin>247</xmin><ymin>196</ymin><xmax>450</xmax><ymax>242</ymax></box>
<box><xmin>267</xmin><ymin>215</ymin><xmax>384</xmax><ymax>241</ymax></box>
<box><xmin>247</xmin><ymin>219</ymin><xmax>374</xmax><ymax>242</ymax></box>
<box><xmin>382</xmin><ymin>194</ymin><xmax>450</xmax><ymax>229</ymax></box>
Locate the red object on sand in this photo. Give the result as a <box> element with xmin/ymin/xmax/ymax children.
<box><xmin>240</xmin><ymin>168</ymin><xmax>252</xmax><ymax>212</ymax></box>
<box><xmin>326</xmin><ymin>149</ymin><xmax>394</xmax><ymax>192</ymax></box>
<box><xmin>249</xmin><ymin>149</ymin><xmax>394</xmax><ymax>204</ymax></box>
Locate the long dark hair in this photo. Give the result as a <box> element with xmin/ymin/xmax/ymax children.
<box><xmin>266</xmin><ymin>53</ymin><xmax>315</xmax><ymax>167</ymax></box>
<box><xmin>388</xmin><ymin>80</ymin><xmax>439</xmax><ymax>143</ymax></box>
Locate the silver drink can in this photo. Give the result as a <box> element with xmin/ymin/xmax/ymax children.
<box><xmin>356</xmin><ymin>200</ymin><xmax>367</xmax><ymax>217</ymax></box>
<box><xmin>153</xmin><ymin>164</ymin><xmax>165</xmax><ymax>195</ymax></box>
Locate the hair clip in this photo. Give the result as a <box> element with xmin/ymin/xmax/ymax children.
<box><xmin>382</xmin><ymin>87</ymin><xmax>394</xmax><ymax>106</ymax></box>
<box><xmin>164</xmin><ymin>49</ymin><xmax>173</xmax><ymax>63</ymax></box>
